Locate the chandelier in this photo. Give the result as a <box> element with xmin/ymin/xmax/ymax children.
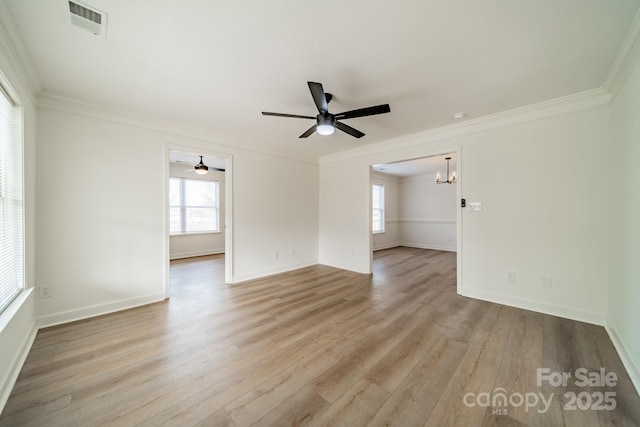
<box><xmin>435</xmin><ymin>156</ymin><xmax>456</xmax><ymax>184</ymax></box>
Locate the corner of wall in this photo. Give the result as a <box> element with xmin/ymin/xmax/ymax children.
<box><xmin>36</xmin><ymin>292</ymin><xmax>167</xmax><ymax>329</ymax></box>
<box><xmin>604</xmin><ymin>9</ymin><xmax>640</xmax><ymax>99</ymax></box>
<box><xmin>0</xmin><ymin>289</ymin><xmax>38</xmax><ymax>414</ymax></box>
<box><xmin>605</xmin><ymin>318</ymin><xmax>640</xmax><ymax>396</ymax></box>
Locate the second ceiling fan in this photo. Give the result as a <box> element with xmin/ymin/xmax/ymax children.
<box><xmin>262</xmin><ymin>81</ymin><xmax>390</xmax><ymax>139</ymax></box>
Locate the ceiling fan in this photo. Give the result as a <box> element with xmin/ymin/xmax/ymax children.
<box><xmin>262</xmin><ymin>81</ymin><xmax>390</xmax><ymax>139</ymax></box>
<box><xmin>181</xmin><ymin>155</ymin><xmax>225</xmax><ymax>175</ymax></box>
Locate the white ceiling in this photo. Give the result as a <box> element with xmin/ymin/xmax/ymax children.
<box><xmin>3</xmin><ymin>0</ymin><xmax>639</xmax><ymax>162</ymax></box>
<box><xmin>169</xmin><ymin>151</ymin><xmax>226</xmax><ymax>171</ymax></box>
<box><xmin>373</xmin><ymin>153</ymin><xmax>457</xmax><ymax>178</ymax></box>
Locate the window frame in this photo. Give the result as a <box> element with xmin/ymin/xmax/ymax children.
<box><xmin>0</xmin><ymin>80</ymin><xmax>24</xmax><ymax>315</ymax></box>
<box><xmin>372</xmin><ymin>183</ymin><xmax>385</xmax><ymax>234</ymax></box>
<box><xmin>169</xmin><ymin>177</ymin><xmax>220</xmax><ymax>235</ymax></box>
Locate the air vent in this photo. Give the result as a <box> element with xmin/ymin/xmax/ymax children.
<box><xmin>68</xmin><ymin>1</ymin><xmax>107</xmax><ymax>38</ymax></box>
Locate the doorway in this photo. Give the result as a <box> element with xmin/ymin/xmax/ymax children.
<box><xmin>166</xmin><ymin>147</ymin><xmax>233</xmax><ymax>298</ymax></box>
<box><xmin>370</xmin><ymin>152</ymin><xmax>461</xmax><ymax>292</ymax></box>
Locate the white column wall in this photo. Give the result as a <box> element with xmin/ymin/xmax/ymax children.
<box><xmin>320</xmin><ymin>99</ymin><xmax>610</xmax><ymax>324</ymax></box>
<box><xmin>35</xmin><ymin>102</ymin><xmax>319</xmax><ymax>325</ymax></box>
<box><xmin>608</xmin><ymin>39</ymin><xmax>640</xmax><ymax>391</ymax></box>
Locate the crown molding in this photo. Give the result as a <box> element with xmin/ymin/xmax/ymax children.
<box><xmin>0</xmin><ymin>2</ymin><xmax>42</xmax><ymax>104</ymax></box>
<box><xmin>604</xmin><ymin>8</ymin><xmax>640</xmax><ymax>99</ymax></box>
<box><xmin>320</xmin><ymin>87</ymin><xmax>610</xmax><ymax>165</ymax></box>
<box><xmin>37</xmin><ymin>92</ymin><xmax>319</xmax><ymax>166</ymax></box>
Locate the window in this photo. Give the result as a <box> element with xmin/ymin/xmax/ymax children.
<box><xmin>170</xmin><ymin>178</ymin><xmax>219</xmax><ymax>234</ymax></box>
<box><xmin>372</xmin><ymin>184</ymin><xmax>385</xmax><ymax>233</ymax></box>
<box><xmin>0</xmin><ymin>82</ymin><xmax>23</xmax><ymax>314</ymax></box>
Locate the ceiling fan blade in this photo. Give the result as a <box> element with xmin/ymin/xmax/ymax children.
<box><xmin>308</xmin><ymin>81</ymin><xmax>328</xmax><ymax>114</ymax></box>
<box><xmin>334</xmin><ymin>104</ymin><xmax>391</xmax><ymax>120</ymax></box>
<box><xmin>186</xmin><ymin>167</ymin><xmax>225</xmax><ymax>172</ymax></box>
<box><xmin>335</xmin><ymin>121</ymin><xmax>365</xmax><ymax>138</ymax></box>
<box><xmin>299</xmin><ymin>124</ymin><xmax>317</xmax><ymax>138</ymax></box>
<box><xmin>262</xmin><ymin>111</ymin><xmax>315</xmax><ymax>119</ymax></box>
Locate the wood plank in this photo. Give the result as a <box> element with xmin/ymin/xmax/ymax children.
<box><xmin>368</xmin><ymin>337</ymin><xmax>468</xmax><ymax>426</ymax></box>
<box><xmin>1</xmin><ymin>249</ymin><xmax>639</xmax><ymax>427</ymax></box>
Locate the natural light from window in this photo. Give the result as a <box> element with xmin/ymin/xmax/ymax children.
<box><xmin>170</xmin><ymin>178</ymin><xmax>219</xmax><ymax>234</ymax></box>
<box><xmin>0</xmin><ymin>82</ymin><xmax>23</xmax><ymax>314</ymax></box>
<box><xmin>372</xmin><ymin>184</ymin><xmax>385</xmax><ymax>234</ymax></box>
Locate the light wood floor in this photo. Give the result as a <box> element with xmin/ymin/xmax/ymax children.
<box><xmin>1</xmin><ymin>247</ymin><xmax>639</xmax><ymax>426</ymax></box>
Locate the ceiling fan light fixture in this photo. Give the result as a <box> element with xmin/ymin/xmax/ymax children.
<box><xmin>261</xmin><ymin>81</ymin><xmax>390</xmax><ymax>139</ymax></box>
<box><xmin>316</xmin><ymin>116</ymin><xmax>335</xmax><ymax>135</ymax></box>
<box><xmin>194</xmin><ymin>155</ymin><xmax>209</xmax><ymax>175</ymax></box>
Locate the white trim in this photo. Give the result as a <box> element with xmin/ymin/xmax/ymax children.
<box><xmin>165</xmin><ymin>144</ymin><xmax>234</xmax><ymax>286</ymax></box>
<box><xmin>169</xmin><ymin>231</ymin><xmax>224</xmax><ymax>237</ymax></box>
<box><xmin>373</xmin><ymin>243</ymin><xmax>401</xmax><ymax>251</ymax></box>
<box><xmin>0</xmin><ymin>288</ymin><xmax>36</xmax><ymax>413</ymax></box>
<box><xmin>604</xmin><ymin>9</ymin><xmax>640</xmax><ymax>99</ymax></box>
<box><xmin>170</xmin><ymin>249</ymin><xmax>225</xmax><ymax>260</ymax></box>
<box><xmin>605</xmin><ymin>319</ymin><xmax>640</xmax><ymax>396</ymax></box>
<box><xmin>399</xmin><ymin>218</ymin><xmax>456</xmax><ymax>225</ymax></box>
<box><xmin>321</xmin><ymin>89</ymin><xmax>609</xmax><ymax>165</ymax></box>
<box><xmin>37</xmin><ymin>93</ymin><xmax>319</xmax><ymax>166</ymax></box>
<box><xmin>37</xmin><ymin>292</ymin><xmax>165</xmax><ymax>329</ymax></box>
<box><xmin>459</xmin><ymin>287</ymin><xmax>606</xmax><ymax>326</ymax></box>
<box><xmin>399</xmin><ymin>243</ymin><xmax>456</xmax><ymax>252</ymax></box>
<box><xmin>0</xmin><ymin>320</ymin><xmax>36</xmax><ymax>413</ymax></box>
<box><xmin>230</xmin><ymin>260</ymin><xmax>318</xmax><ymax>284</ymax></box>
<box><xmin>0</xmin><ymin>3</ymin><xmax>42</xmax><ymax>103</ymax></box>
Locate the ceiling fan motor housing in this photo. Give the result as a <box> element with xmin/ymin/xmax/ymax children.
<box><xmin>317</xmin><ymin>114</ymin><xmax>335</xmax><ymax>135</ymax></box>
<box><xmin>261</xmin><ymin>81</ymin><xmax>390</xmax><ymax>139</ymax></box>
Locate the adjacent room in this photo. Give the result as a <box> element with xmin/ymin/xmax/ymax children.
<box><xmin>0</xmin><ymin>1</ymin><xmax>639</xmax><ymax>425</ymax></box>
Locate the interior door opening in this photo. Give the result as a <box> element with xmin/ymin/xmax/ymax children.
<box><xmin>167</xmin><ymin>148</ymin><xmax>232</xmax><ymax>297</ymax></box>
<box><xmin>370</xmin><ymin>152</ymin><xmax>461</xmax><ymax>293</ymax></box>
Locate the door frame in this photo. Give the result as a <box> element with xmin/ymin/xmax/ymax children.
<box><xmin>368</xmin><ymin>147</ymin><xmax>462</xmax><ymax>295</ymax></box>
<box><xmin>164</xmin><ymin>144</ymin><xmax>234</xmax><ymax>298</ymax></box>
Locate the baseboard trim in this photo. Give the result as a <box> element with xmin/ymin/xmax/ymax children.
<box><xmin>230</xmin><ymin>260</ymin><xmax>318</xmax><ymax>284</ymax></box>
<box><xmin>373</xmin><ymin>243</ymin><xmax>402</xmax><ymax>251</ymax></box>
<box><xmin>605</xmin><ymin>319</ymin><xmax>640</xmax><ymax>396</ymax></box>
<box><xmin>37</xmin><ymin>292</ymin><xmax>166</xmax><ymax>329</ymax></box>
<box><xmin>0</xmin><ymin>319</ymin><xmax>37</xmax><ymax>414</ymax></box>
<box><xmin>399</xmin><ymin>243</ymin><xmax>457</xmax><ymax>252</ymax></box>
<box><xmin>373</xmin><ymin>244</ymin><xmax>457</xmax><ymax>252</ymax></box>
<box><xmin>170</xmin><ymin>249</ymin><xmax>225</xmax><ymax>260</ymax></box>
<box><xmin>459</xmin><ymin>287</ymin><xmax>606</xmax><ymax>326</ymax></box>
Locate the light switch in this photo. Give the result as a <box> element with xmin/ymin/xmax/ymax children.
<box><xmin>468</xmin><ymin>202</ymin><xmax>482</xmax><ymax>212</ymax></box>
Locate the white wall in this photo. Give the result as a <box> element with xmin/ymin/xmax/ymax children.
<box><xmin>169</xmin><ymin>162</ymin><xmax>225</xmax><ymax>259</ymax></box>
<box><xmin>232</xmin><ymin>149</ymin><xmax>318</xmax><ymax>282</ymax></box>
<box><xmin>399</xmin><ymin>173</ymin><xmax>456</xmax><ymax>251</ymax></box>
<box><xmin>0</xmin><ymin>11</ymin><xmax>38</xmax><ymax>411</ymax></box>
<box><xmin>608</xmin><ymin>38</ymin><xmax>640</xmax><ymax>390</ymax></box>
<box><xmin>320</xmin><ymin>94</ymin><xmax>610</xmax><ymax>325</ymax></box>
<box><xmin>372</xmin><ymin>170</ymin><xmax>457</xmax><ymax>252</ymax></box>
<box><xmin>35</xmin><ymin>97</ymin><xmax>319</xmax><ymax>325</ymax></box>
<box><xmin>36</xmin><ymin>109</ymin><xmax>168</xmax><ymax>325</ymax></box>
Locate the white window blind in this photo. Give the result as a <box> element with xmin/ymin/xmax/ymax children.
<box><xmin>372</xmin><ymin>184</ymin><xmax>385</xmax><ymax>233</ymax></box>
<box><xmin>0</xmin><ymin>83</ymin><xmax>24</xmax><ymax>314</ymax></box>
<box><xmin>170</xmin><ymin>178</ymin><xmax>219</xmax><ymax>234</ymax></box>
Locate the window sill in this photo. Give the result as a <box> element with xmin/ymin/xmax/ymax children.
<box><xmin>170</xmin><ymin>231</ymin><xmax>223</xmax><ymax>237</ymax></box>
<box><xmin>373</xmin><ymin>231</ymin><xmax>386</xmax><ymax>235</ymax></box>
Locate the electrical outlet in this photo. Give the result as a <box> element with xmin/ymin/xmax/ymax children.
<box><xmin>273</xmin><ymin>251</ymin><xmax>279</xmax><ymax>259</ymax></box>
<box><xmin>506</xmin><ymin>271</ymin><xmax>516</xmax><ymax>283</ymax></box>
<box><xmin>289</xmin><ymin>248</ymin><xmax>295</xmax><ymax>256</ymax></box>
<box><xmin>39</xmin><ymin>286</ymin><xmax>52</xmax><ymax>298</ymax></box>
<box><xmin>541</xmin><ymin>276</ymin><xmax>552</xmax><ymax>288</ymax></box>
